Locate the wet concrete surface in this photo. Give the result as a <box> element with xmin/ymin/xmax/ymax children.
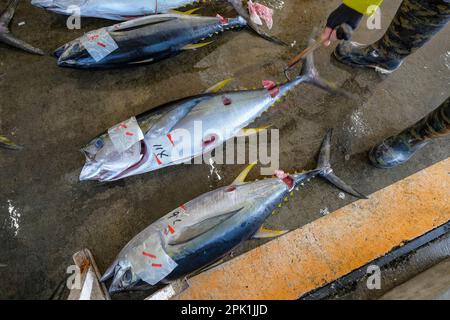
<box><xmin>0</xmin><ymin>0</ymin><xmax>449</xmax><ymax>299</ymax></box>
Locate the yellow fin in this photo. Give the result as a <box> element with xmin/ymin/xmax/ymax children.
<box><xmin>0</xmin><ymin>135</ymin><xmax>22</xmax><ymax>150</ymax></box>
<box><xmin>253</xmin><ymin>226</ymin><xmax>288</xmax><ymax>239</ymax></box>
<box><xmin>170</xmin><ymin>7</ymin><xmax>201</xmax><ymax>15</ymax></box>
<box><xmin>182</xmin><ymin>41</ymin><xmax>214</xmax><ymax>50</ymax></box>
<box><xmin>204</xmin><ymin>78</ymin><xmax>234</xmax><ymax>93</ymax></box>
<box><xmin>237</xmin><ymin>125</ymin><xmax>272</xmax><ymax>137</ymax></box>
<box><xmin>232</xmin><ymin>161</ymin><xmax>257</xmax><ymax>185</ymax></box>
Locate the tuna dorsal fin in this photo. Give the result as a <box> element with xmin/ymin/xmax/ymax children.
<box><xmin>0</xmin><ymin>135</ymin><xmax>22</xmax><ymax>150</ymax></box>
<box><xmin>237</xmin><ymin>125</ymin><xmax>272</xmax><ymax>137</ymax></box>
<box><xmin>204</xmin><ymin>78</ymin><xmax>234</xmax><ymax>93</ymax></box>
<box><xmin>232</xmin><ymin>162</ymin><xmax>257</xmax><ymax>185</ymax></box>
<box><xmin>167</xmin><ymin>208</ymin><xmax>243</xmax><ymax>246</ymax></box>
<box><xmin>0</xmin><ymin>0</ymin><xmax>44</xmax><ymax>55</ymax></box>
<box><xmin>169</xmin><ymin>7</ymin><xmax>201</xmax><ymax>15</ymax></box>
<box><xmin>181</xmin><ymin>40</ymin><xmax>214</xmax><ymax>51</ymax></box>
<box><xmin>252</xmin><ymin>226</ymin><xmax>288</xmax><ymax>239</ymax></box>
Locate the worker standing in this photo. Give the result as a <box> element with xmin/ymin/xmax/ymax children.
<box><xmin>320</xmin><ymin>0</ymin><xmax>450</xmax><ymax>168</ymax></box>
<box><xmin>322</xmin><ymin>0</ymin><xmax>450</xmax><ymax>74</ymax></box>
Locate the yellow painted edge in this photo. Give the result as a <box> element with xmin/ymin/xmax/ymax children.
<box><xmin>177</xmin><ymin>158</ymin><xmax>450</xmax><ymax>300</ymax></box>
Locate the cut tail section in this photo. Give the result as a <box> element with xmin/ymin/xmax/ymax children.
<box><xmin>316</xmin><ymin>129</ymin><xmax>367</xmax><ymax>199</ymax></box>
<box><xmin>0</xmin><ymin>0</ymin><xmax>44</xmax><ymax>55</ymax></box>
<box><xmin>226</xmin><ymin>0</ymin><xmax>287</xmax><ymax>46</ymax></box>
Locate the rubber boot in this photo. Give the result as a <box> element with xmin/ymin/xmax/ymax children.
<box><xmin>334</xmin><ymin>0</ymin><xmax>450</xmax><ymax>73</ymax></box>
<box><xmin>369</xmin><ymin>97</ymin><xmax>450</xmax><ymax>168</ymax></box>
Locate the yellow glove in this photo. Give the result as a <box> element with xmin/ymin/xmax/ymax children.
<box><xmin>343</xmin><ymin>0</ymin><xmax>383</xmax><ymax>15</ymax></box>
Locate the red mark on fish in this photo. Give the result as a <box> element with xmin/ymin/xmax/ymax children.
<box><xmin>151</xmin><ymin>263</ymin><xmax>162</xmax><ymax>268</ymax></box>
<box><xmin>248</xmin><ymin>1</ymin><xmax>274</xmax><ymax>29</ymax></box>
<box><xmin>202</xmin><ymin>134</ymin><xmax>217</xmax><ymax>148</ymax></box>
<box><xmin>167</xmin><ymin>133</ymin><xmax>174</xmax><ymax>146</ymax></box>
<box><xmin>262</xmin><ymin>80</ymin><xmax>279</xmax><ymax>98</ymax></box>
<box><xmin>179</xmin><ymin>204</ymin><xmax>187</xmax><ymax>211</ymax></box>
<box><xmin>275</xmin><ymin>170</ymin><xmax>294</xmax><ymax>190</ymax></box>
<box><xmin>216</xmin><ymin>14</ymin><xmax>229</xmax><ymax>25</ymax></box>
<box><xmin>125</xmin><ymin>132</ymin><xmax>134</xmax><ymax>136</ymax></box>
<box><xmin>142</xmin><ymin>251</ymin><xmax>157</xmax><ymax>259</ymax></box>
<box><xmin>222</xmin><ymin>96</ymin><xmax>232</xmax><ymax>105</ymax></box>
<box><xmin>167</xmin><ymin>224</ymin><xmax>175</xmax><ymax>234</ymax></box>
<box><xmin>97</xmin><ymin>42</ymin><xmax>106</xmax><ymax>48</ymax></box>
<box><xmin>154</xmin><ymin>153</ymin><xmax>162</xmax><ymax>165</ymax></box>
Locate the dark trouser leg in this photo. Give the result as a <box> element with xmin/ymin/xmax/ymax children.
<box><xmin>369</xmin><ymin>97</ymin><xmax>450</xmax><ymax>168</ymax></box>
<box><xmin>334</xmin><ymin>0</ymin><xmax>450</xmax><ymax>73</ymax></box>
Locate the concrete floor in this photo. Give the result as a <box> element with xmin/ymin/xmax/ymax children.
<box><xmin>0</xmin><ymin>0</ymin><xmax>449</xmax><ymax>299</ymax></box>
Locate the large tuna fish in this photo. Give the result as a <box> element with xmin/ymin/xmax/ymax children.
<box><xmin>79</xmin><ymin>41</ymin><xmax>347</xmax><ymax>181</ymax></box>
<box><xmin>54</xmin><ymin>10</ymin><xmax>283</xmax><ymax>69</ymax></box>
<box><xmin>31</xmin><ymin>0</ymin><xmax>210</xmax><ymax>20</ymax></box>
<box><xmin>0</xmin><ymin>0</ymin><xmax>44</xmax><ymax>55</ymax></box>
<box><xmin>100</xmin><ymin>129</ymin><xmax>366</xmax><ymax>294</ymax></box>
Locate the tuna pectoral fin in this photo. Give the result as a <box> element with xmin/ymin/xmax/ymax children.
<box><xmin>167</xmin><ymin>208</ymin><xmax>244</xmax><ymax>246</ymax></box>
<box><xmin>169</xmin><ymin>8</ymin><xmax>201</xmax><ymax>15</ymax></box>
<box><xmin>181</xmin><ymin>41</ymin><xmax>214</xmax><ymax>50</ymax></box>
<box><xmin>0</xmin><ymin>0</ymin><xmax>44</xmax><ymax>55</ymax></box>
<box><xmin>204</xmin><ymin>78</ymin><xmax>234</xmax><ymax>93</ymax></box>
<box><xmin>316</xmin><ymin>129</ymin><xmax>368</xmax><ymax>199</ymax></box>
<box><xmin>237</xmin><ymin>125</ymin><xmax>272</xmax><ymax>137</ymax></box>
<box><xmin>0</xmin><ymin>135</ymin><xmax>23</xmax><ymax>150</ymax></box>
<box><xmin>232</xmin><ymin>162</ymin><xmax>257</xmax><ymax>185</ymax></box>
<box><xmin>252</xmin><ymin>226</ymin><xmax>288</xmax><ymax>239</ymax></box>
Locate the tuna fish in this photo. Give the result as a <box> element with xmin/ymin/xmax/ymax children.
<box><xmin>54</xmin><ymin>10</ymin><xmax>284</xmax><ymax>69</ymax></box>
<box><xmin>100</xmin><ymin>129</ymin><xmax>366</xmax><ymax>294</ymax></box>
<box><xmin>79</xmin><ymin>39</ymin><xmax>348</xmax><ymax>182</ymax></box>
<box><xmin>0</xmin><ymin>135</ymin><xmax>22</xmax><ymax>150</ymax></box>
<box><xmin>32</xmin><ymin>0</ymin><xmax>210</xmax><ymax>21</ymax></box>
<box><xmin>0</xmin><ymin>0</ymin><xmax>44</xmax><ymax>55</ymax></box>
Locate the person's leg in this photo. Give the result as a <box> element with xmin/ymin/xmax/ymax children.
<box><xmin>369</xmin><ymin>96</ymin><xmax>450</xmax><ymax>168</ymax></box>
<box><xmin>334</xmin><ymin>0</ymin><xmax>450</xmax><ymax>73</ymax></box>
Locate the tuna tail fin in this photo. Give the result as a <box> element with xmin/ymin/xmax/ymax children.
<box><xmin>292</xmin><ymin>33</ymin><xmax>352</xmax><ymax>98</ymax></box>
<box><xmin>0</xmin><ymin>0</ymin><xmax>45</xmax><ymax>55</ymax></box>
<box><xmin>316</xmin><ymin>129</ymin><xmax>368</xmax><ymax>199</ymax></box>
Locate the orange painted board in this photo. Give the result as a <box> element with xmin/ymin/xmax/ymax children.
<box><xmin>177</xmin><ymin>158</ymin><xmax>450</xmax><ymax>300</ymax></box>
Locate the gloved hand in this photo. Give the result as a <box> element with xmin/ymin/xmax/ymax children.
<box><xmin>321</xmin><ymin>4</ymin><xmax>363</xmax><ymax>46</ymax></box>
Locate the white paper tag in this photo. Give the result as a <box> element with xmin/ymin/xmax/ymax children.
<box><xmin>81</xmin><ymin>28</ymin><xmax>119</xmax><ymax>62</ymax></box>
<box><xmin>127</xmin><ymin>232</ymin><xmax>178</xmax><ymax>286</ymax></box>
<box><xmin>108</xmin><ymin>117</ymin><xmax>144</xmax><ymax>153</ymax></box>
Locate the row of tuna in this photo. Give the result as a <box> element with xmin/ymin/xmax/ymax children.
<box><xmin>1</xmin><ymin>0</ymin><xmax>367</xmax><ymax>295</ymax></box>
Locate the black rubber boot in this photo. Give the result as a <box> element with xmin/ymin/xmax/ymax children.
<box><xmin>369</xmin><ymin>134</ymin><xmax>429</xmax><ymax>169</ymax></box>
<box><xmin>334</xmin><ymin>42</ymin><xmax>402</xmax><ymax>74</ymax></box>
<box><xmin>369</xmin><ymin>97</ymin><xmax>450</xmax><ymax>169</ymax></box>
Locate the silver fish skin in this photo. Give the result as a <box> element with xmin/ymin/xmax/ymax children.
<box><xmin>100</xmin><ymin>130</ymin><xmax>366</xmax><ymax>294</ymax></box>
<box><xmin>54</xmin><ymin>13</ymin><xmax>247</xmax><ymax>69</ymax></box>
<box><xmin>79</xmin><ymin>43</ymin><xmax>345</xmax><ymax>182</ymax></box>
<box><xmin>31</xmin><ymin>0</ymin><xmax>199</xmax><ymax>20</ymax></box>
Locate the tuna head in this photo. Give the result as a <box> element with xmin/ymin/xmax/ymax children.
<box><xmin>79</xmin><ymin>134</ymin><xmax>148</xmax><ymax>182</ymax></box>
<box><xmin>54</xmin><ymin>39</ymin><xmax>93</xmax><ymax>68</ymax></box>
<box><xmin>101</xmin><ymin>259</ymin><xmax>145</xmax><ymax>294</ymax></box>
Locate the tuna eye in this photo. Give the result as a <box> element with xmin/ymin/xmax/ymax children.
<box><xmin>122</xmin><ymin>269</ymin><xmax>132</xmax><ymax>285</ymax></box>
<box><xmin>95</xmin><ymin>138</ymin><xmax>104</xmax><ymax>149</ymax></box>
